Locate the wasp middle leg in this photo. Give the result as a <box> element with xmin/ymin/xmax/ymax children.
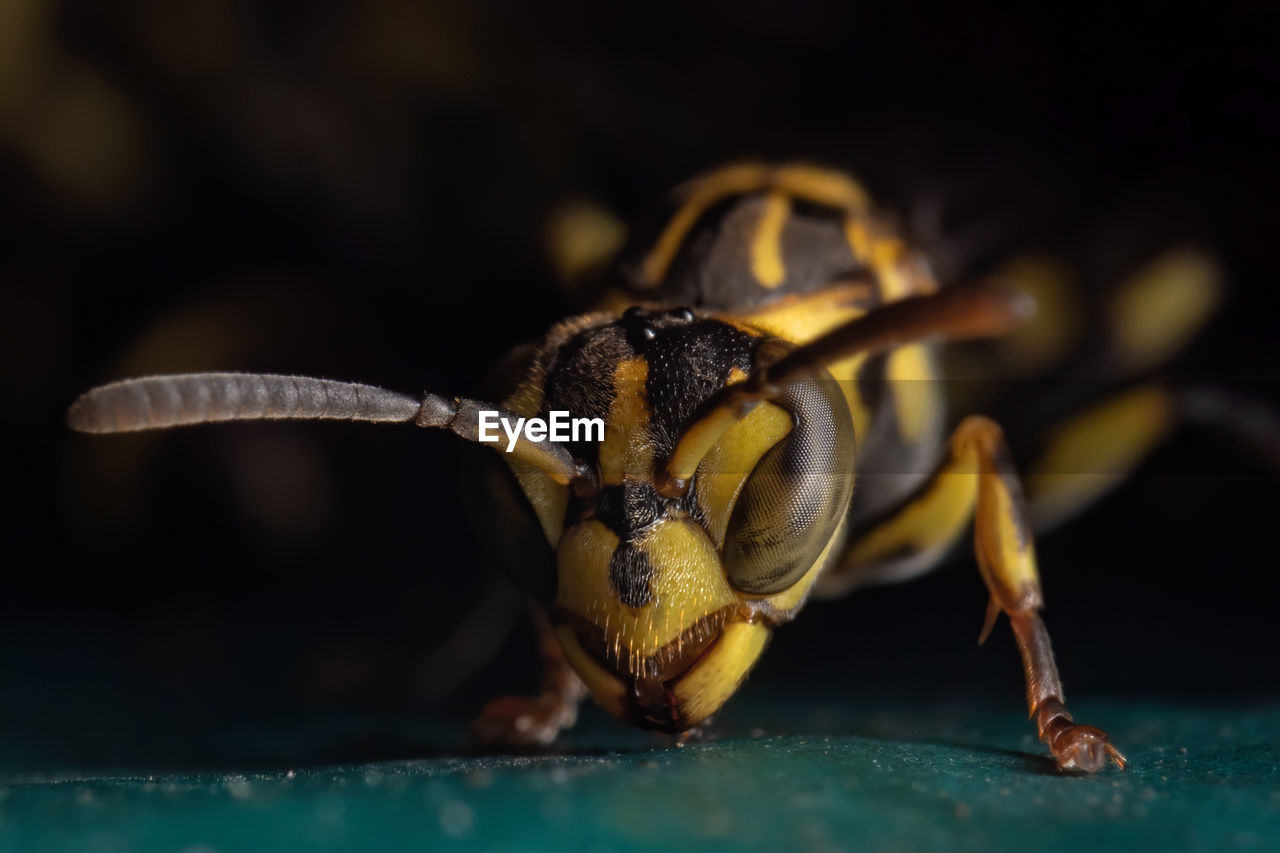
<box><xmin>820</xmin><ymin>416</ymin><xmax>1127</xmax><ymax>772</ymax></box>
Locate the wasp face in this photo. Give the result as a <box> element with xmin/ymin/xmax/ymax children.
<box><xmin>503</xmin><ymin>307</ymin><xmax>854</xmax><ymax>730</ymax></box>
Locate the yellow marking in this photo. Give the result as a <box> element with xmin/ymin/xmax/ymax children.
<box><xmin>843</xmin><ymin>452</ymin><xmax>980</xmax><ymax>571</ymax></box>
<box><xmin>1026</xmin><ymin>385</ymin><xmax>1175</xmax><ymax>530</ymax></box>
<box><xmin>871</xmin><ymin>235</ymin><xmax>911</xmax><ymax>303</ymax></box>
<box><xmin>734</xmin><ymin>283</ymin><xmax>869</xmax><ymax>343</ymax></box>
<box><xmin>641</xmin><ymin>163</ymin><xmax>872</xmax><ymax>286</ymax></box>
<box><xmin>556</xmin><ymin>519</ymin><xmax>739</xmax><ymax>668</ymax></box>
<box><xmin>641</xmin><ymin>163</ymin><xmax>772</xmax><ymax>286</ymax></box>
<box><xmin>750</xmin><ymin>191</ymin><xmax>790</xmax><ymax>288</ymax></box>
<box><xmin>860</xmin><ymin>230</ymin><xmax>943</xmax><ymax>443</ymax></box>
<box><xmin>772</xmin><ymin>165</ymin><xmax>871</xmax><ymax>212</ymax></box>
<box><xmin>670</xmin><ymin>620</ymin><xmax>770</xmax><ymax>726</ymax></box>
<box><xmin>969</xmin><ymin>445</ymin><xmax>1038</xmax><ymax>612</ymax></box>
<box><xmin>733</xmin><ymin>286</ymin><xmax>873</xmax><ymax>444</ymax></box>
<box><xmin>597</xmin><ymin>358</ymin><xmax>652</xmax><ymax>486</ymax></box>
<box><xmin>843</xmin><ymin>217</ymin><xmax>871</xmax><ymax>262</ymax></box>
<box><xmin>1110</xmin><ymin>247</ymin><xmax>1222</xmax><ymax>374</ymax></box>
<box><xmin>824</xmin><ymin>230</ymin><xmax>942</xmax><ymax>443</ymax></box>
<box><xmin>851</xmin><ymin>223</ymin><xmax>938</xmax><ymax>303</ymax></box>
<box><xmin>695</xmin><ymin>401</ymin><xmax>794</xmax><ymax>547</ymax></box>
<box><xmin>886</xmin><ymin>344</ymin><xmax>938</xmax><ymax>443</ymax></box>
<box><xmin>555</xmin><ymin>625</ymin><xmax>626</xmax><ymax>719</ymax></box>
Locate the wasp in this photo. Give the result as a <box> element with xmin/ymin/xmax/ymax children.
<box><xmin>70</xmin><ymin>162</ymin><xmax>1229</xmax><ymax>772</ymax></box>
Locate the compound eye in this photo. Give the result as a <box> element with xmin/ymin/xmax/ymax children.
<box><xmin>722</xmin><ymin>376</ymin><xmax>855</xmax><ymax>595</ymax></box>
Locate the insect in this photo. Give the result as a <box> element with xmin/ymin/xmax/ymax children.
<box><xmin>70</xmin><ymin>162</ymin><xmax>1225</xmax><ymax>773</ymax></box>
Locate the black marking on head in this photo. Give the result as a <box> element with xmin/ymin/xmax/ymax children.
<box><xmin>567</xmin><ymin>315</ymin><xmax>756</xmax><ymax>538</ymax></box>
<box><xmin>542</xmin><ymin>324</ymin><xmax>634</xmax><ymax>460</ymax></box>
<box><xmin>547</xmin><ymin>313</ymin><xmax>756</xmax><ymax>588</ymax></box>
<box><xmin>584</xmin><ymin>484</ymin><xmax>659</xmax><ymax>534</ymax></box>
<box><xmin>644</xmin><ymin>319</ymin><xmax>758</xmax><ymax>456</ymax></box>
<box><xmin>573</xmin><ymin>479</ymin><xmax>706</xmax><ymax>542</ymax></box>
<box><xmin>609</xmin><ymin>541</ymin><xmax>655</xmax><ymax>608</ymax></box>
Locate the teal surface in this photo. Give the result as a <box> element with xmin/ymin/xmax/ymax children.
<box><xmin>2</xmin><ymin>700</ymin><xmax>1277</xmax><ymax>852</ymax></box>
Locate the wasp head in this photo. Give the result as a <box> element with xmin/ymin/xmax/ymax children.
<box><xmin>501</xmin><ymin>306</ymin><xmax>854</xmax><ymax>731</ymax></box>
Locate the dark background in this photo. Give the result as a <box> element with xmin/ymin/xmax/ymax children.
<box><xmin>3</xmin><ymin>1</ymin><xmax>1277</xmax><ymax>769</ymax></box>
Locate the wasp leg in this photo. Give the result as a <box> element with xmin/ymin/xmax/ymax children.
<box><xmin>820</xmin><ymin>416</ymin><xmax>1126</xmax><ymax>772</ymax></box>
<box><xmin>1023</xmin><ymin>382</ymin><xmax>1280</xmax><ymax>532</ymax></box>
<box><xmin>1022</xmin><ymin>383</ymin><xmax>1178</xmax><ymax>532</ymax></box>
<box><xmin>470</xmin><ymin>608</ymin><xmax>586</xmax><ymax>747</ymax></box>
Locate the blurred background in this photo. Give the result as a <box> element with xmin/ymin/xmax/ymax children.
<box><xmin>3</xmin><ymin>0</ymin><xmax>1278</xmax><ymax>771</ymax></box>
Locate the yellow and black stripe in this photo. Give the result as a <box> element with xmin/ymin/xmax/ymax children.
<box><xmin>613</xmin><ymin>162</ymin><xmax>937</xmax><ymax>309</ymax></box>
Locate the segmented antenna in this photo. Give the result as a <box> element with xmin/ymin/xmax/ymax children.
<box><xmin>67</xmin><ymin>371</ymin><xmax>596</xmax><ymax>491</ymax></box>
<box><xmin>66</xmin><ymin>373</ymin><xmax>423</xmax><ymax>433</ymax></box>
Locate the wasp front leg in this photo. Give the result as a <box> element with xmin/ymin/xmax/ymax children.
<box><xmin>824</xmin><ymin>416</ymin><xmax>1126</xmax><ymax>772</ymax></box>
<box><xmin>470</xmin><ymin>608</ymin><xmax>586</xmax><ymax>747</ymax></box>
